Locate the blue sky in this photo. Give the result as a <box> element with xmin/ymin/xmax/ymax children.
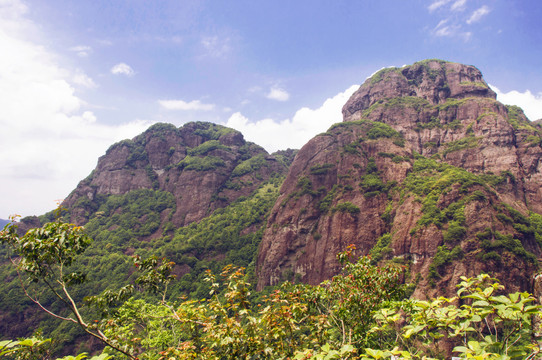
<box><xmin>1</xmin><ymin>0</ymin><xmax>541</xmax><ymax>218</ymax></box>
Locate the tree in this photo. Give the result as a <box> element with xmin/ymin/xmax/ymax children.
<box><xmin>0</xmin><ymin>217</ymin><xmax>132</xmax><ymax>359</ymax></box>
<box><xmin>364</xmin><ymin>274</ymin><xmax>542</xmax><ymax>360</ymax></box>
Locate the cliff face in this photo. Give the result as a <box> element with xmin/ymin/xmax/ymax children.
<box><xmin>257</xmin><ymin>60</ymin><xmax>542</xmax><ymax>296</ymax></box>
<box><xmin>62</xmin><ymin>122</ymin><xmax>288</xmax><ymax>231</ymax></box>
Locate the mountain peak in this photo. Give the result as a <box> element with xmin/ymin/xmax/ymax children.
<box><xmin>343</xmin><ymin>59</ymin><xmax>495</xmax><ymax>122</ymax></box>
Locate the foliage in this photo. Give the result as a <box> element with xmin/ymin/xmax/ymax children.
<box><xmin>1</xmin><ymin>222</ymin><xmax>407</xmax><ymax>359</ymax></box>
<box><xmin>5</xmin><ymin>216</ymin><xmax>542</xmax><ymax>360</ymax></box>
<box><xmin>186</xmin><ymin>140</ymin><xmax>229</xmax><ymax>156</ymax></box>
<box><xmin>177</xmin><ymin>155</ymin><xmax>226</xmax><ymax>171</ymax></box>
<box><xmin>192</xmin><ymin>122</ymin><xmax>237</xmax><ymax>140</ymax></box>
<box><xmin>0</xmin><ymin>219</ymin><xmax>134</xmax><ymax>358</ymax></box>
<box><xmin>331</xmin><ymin>202</ymin><xmax>360</xmax><ymax>215</ymax></box>
<box><xmin>441</xmin><ymin>136</ymin><xmax>480</xmax><ymax>156</ymax></box>
<box><xmin>160</xmin><ymin>180</ymin><xmax>282</xmax><ymax>297</ymax></box>
<box><xmin>368</xmin><ymin>67</ymin><xmax>401</xmax><ymax>85</ymax></box>
<box><xmin>310</xmin><ymin>163</ymin><xmax>335</xmax><ymax>175</ymax></box>
<box><xmin>232</xmin><ymin>153</ymin><xmax>269</xmax><ymax>177</ymax></box>
<box><xmin>369</xmin><ymin>233</ymin><xmax>393</xmax><ymax>263</ymax></box>
<box><xmin>366</xmin><ymin>274</ymin><xmax>542</xmax><ymax>360</ymax></box>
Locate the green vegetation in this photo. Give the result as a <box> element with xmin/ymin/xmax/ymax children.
<box><xmin>4</xmin><ymin>221</ymin><xmax>541</xmax><ymax>360</ymax></box>
<box><xmin>369</xmin><ymin>233</ymin><xmax>393</xmax><ymax>263</ymax></box>
<box><xmin>506</xmin><ymin>104</ymin><xmax>540</xmax><ymax>131</ymax></box>
<box><xmin>318</xmin><ymin>185</ymin><xmax>338</xmax><ymax>213</ymax></box>
<box><xmin>382</xmin><ymin>96</ymin><xmax>431</xmax><ymax>112</ymax></box>
<box><xmin>368</xmin><ymin>67</ymin><xmax>401</xmax><ymax>85</ymax></box>
<box><xmin>186</xmin><ymin>140</ymin><xmax>229</xmax><ymax>156</ymax></box>
<box><xmin>359</xmin><ymin>157</ymin><xmax>395</xmax><ymax>198</ymax></box>
<box><xmin>403</xmin><ymin>154</ymin><xmax>542</xmax><ymax>278</ymax></box>
<box><xmin>331</xmin><ymin>201</ymin><xmax>360</xmax><ymax>215</ymax></box>
<box><xmin>441</xmin><ymin>136</ymin><xmax>480</xmax><ymax>156</ymax></box>
<box><xmin>310</xmin><ymin>163</ymin><xmax>335</xmax><ymax>175</ymax></box>
<box><xmin>160</xmin><ymin>179</ymin><xmax>282</xmax><ymax>297</ymax></box>
<box><xmin>459</xmin><ymin>81</ymin><xmax>488</xmax><ymax>88</ymax></box>
<box><xmin>177</xmin><ymin>155</ymin><xmax>226</xmax><ymax>171</ymax></box>
<box><xmin>328</xmin><ymin>119</ymin><xmax>405</xmax><ymax>147</ymax></box>
<box><xmin>0</xmin><ymin>176</ymin><xmax>283</xmax><ymax>355</ymax></box>
<box><xmin>84</xmin><ymin>189</ymin><xmax>176</xmax><ymax>248</ymax></box>
<box><xmin>428</xmin><ymin>245</ymin><xmax>464</xmax><ymax>279</ymax></box>
<box><xmin>414</xmin><ymin>116</ymin><xmax>441</xmax><ymax>131</ymax></box>
<box><xmin>0</xmin><ymin>228</ymin><xmax>410</xmax><ymax>359</ymax></box>
<box><xmin>232</xmin><ymin>153</ymin><xmax>269</xmax><ymax>177</ymax></box>
<box><xmin>369</xmin><ymin>274</ymin><xmax>541</xmax><ymax>360</ymax></box>
<box><xmin>192</xmin><ymin>121</ymin><xmax>237</xmax><ymax>140</ymax></box>
<box><xmin>476</xmin><ymin>227</ymin><xmax>537</xmax><ymax>263</ymax></box>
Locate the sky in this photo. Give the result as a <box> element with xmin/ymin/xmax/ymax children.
<box><xmin>1</xmin><ymin>0</ymin><xmax>542</xmax><ymax>219</ymax></box>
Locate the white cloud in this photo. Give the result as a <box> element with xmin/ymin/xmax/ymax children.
<box><xmin>490</xmin><ymin>85</ymin><xmax>542</xmax><ymax>121</ymax></box>
<box><xmin>70</xmin><ymin>45</ymin><xmax>91</xmax><ymax>57</ymax></box>
<box><xmin>467</xmin><ymin>5</ymin><xmax>490</xmax><ymax>24</ymax></box>
<box><xmin>428</xmin><ymin>0</ymin><xmax>452</xmax><ymax>12</ymax></box>
<box><xmin>158</xmin><ymin>99</ymin><xmax>215</xmax><ymax>111</ymax></box>
<box><xmin>224</xmin><ymin>85</ymin><xmax>359</xmax><ymax>152</ymax></box>
<box><xmin>451</xmin><ymin>0</ymin><xmax>467</xmax><ymax>11</ymax></box>
<box><xmin>433</xmin><ymin>19</ymin><xmax>471</xmax><ymax>41</ymax></box>
<box><xmin>111</xmin><ymin>62</ymin><xmax>135</xmax><ymax>76</ymax></box>
<box><xmin>72</xmin><ymin>71</ymin><xmax>97</xmax><ymax>88</ymax></box>
<box><xmin>0</xmin><ymin>0</ymin><xmax>150</xmax><ymax>218</ymax></box>
<box><xmin>266</xmin><ymin>86</ymin><xmax>290</xmax><ymax>102</ymax></box>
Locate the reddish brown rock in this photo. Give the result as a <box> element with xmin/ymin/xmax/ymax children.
<box><xmin>257</xmin><ymin>60</ymin><xmax>542</xmax><ymax>296</ymax></box>
<box><xmin>61</xmin><ymin>122</ymin><xmax>288</xmax><ymax>232</ymax></box>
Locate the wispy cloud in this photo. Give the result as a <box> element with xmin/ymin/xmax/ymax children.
<box><xmin>433</xmin><ymin>19</ymin><xmax>471</xmax><ymax>41</ymax></box>
<box><xmin>70</xmin><ymin>45</ymin><xmax>91</xmax><ymax>57</ymax></box>
<box><xmin>111</xmin><ymin>63</ymin><xmax>135</xmax><ymax>76</ymax></box>
<box><xmin>201</xmin><ymin>36</ymin><xmax>231</xmax><ymax>58</ymax></box>
<box><xmin>450</xmin><ymin>0</ymin><xmax>467</xmax><ymax>12</ymax></box>
<box><xmin>158</xmin><ymin>99</ymin><xmax>215</xmax><ymax>111</ymax></box>
<box><xmin>428</xmin><ymin>0</ymin><xmax>452</xmax><ymax>12</ymax></box>
<box><xmin>467</xmin><ymin>5</ymin><xmax>490</xmax><ymax>24</ymax></box>
<box><xmin>266</xmin><ymin>86</ymin><xmax>290</xmax><ymax>102</ymax></box>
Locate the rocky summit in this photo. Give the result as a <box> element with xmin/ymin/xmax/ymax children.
<box><xmin>61</xmin><ymin>122</ymin><xmax>289</xmax><ymax>230</ymax></box>
<box><xmin>256</xmin><ymin>59</ymin><xmax>542</xmax><ymax>297</ymax></box>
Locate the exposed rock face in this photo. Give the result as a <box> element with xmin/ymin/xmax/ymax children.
<box><xmin>257</xmin><ymin>60</ymin><xmax>542</xmax><ymax>296</ymax></box>
<box><xmin>62</xmin><ymin>122</ymin><xmax>288</xmax><ymax>231</ymax></box>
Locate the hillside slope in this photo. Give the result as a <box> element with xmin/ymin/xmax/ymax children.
<box><xmin>257</xmin><ymin>60</ymin><xmax>542</xmax><ymax>297</ymax></box>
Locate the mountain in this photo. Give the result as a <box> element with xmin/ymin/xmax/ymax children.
<box><xmin>4</xmin><ymin>59</ymin><xmax>542</xmax><ymax>346</ymax></box>
<box><xmin>1</xmin><ymin>121</ymin><xmax>291</xmax><ymax>341</ymax></box>
<box><xmin>0</xmin><ymin>219</ymin><xmax>9</xmax><ymax>229</ymax></box>
<box><xmin>58</xmin><ymin>122</ymin><xmax>289</xmax><ymax>228</ymax></box>
<box><xmin>256</xmin><ymin>60</ymin><xmax>542</xmax><ymax>297</ymax></box>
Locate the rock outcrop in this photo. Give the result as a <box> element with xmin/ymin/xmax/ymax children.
<box><xmin>61</xmin><ymin>122</ymin><xmax>288</xmax><ymax>232</ymax></box>
<box><xmin>257</xmin><ymin>60</ymin><xmax>542</xmax><ymax>296</ymax></box>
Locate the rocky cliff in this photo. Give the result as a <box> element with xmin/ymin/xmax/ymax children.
<box><xmin>60</xmin><ymin>122</ymin><xmax>288</xmax><ymax>231</ymax></box>
<box><xmin>257</xmin><ymin>60</ymin><xmax>542</xmax><ymax>296</ymax></box>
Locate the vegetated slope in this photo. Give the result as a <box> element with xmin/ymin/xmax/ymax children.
<box><xmin>0</xmin><ymin>122</ymin><xmax>290</xmax><ymax>342</ymax></box>
<box><xmin>257</xmin><ymin>60</ymin><xmax>542</xmax><ymax>297</ymax></box>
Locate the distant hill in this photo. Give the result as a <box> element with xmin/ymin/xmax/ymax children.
<box><xmin>0</xmin><ymin>218</ymin><xmax>9</xmax><ymax>228</ymax></box>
